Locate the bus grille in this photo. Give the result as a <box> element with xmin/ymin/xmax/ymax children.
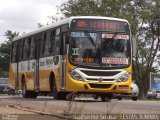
<box><xmin>81</xmin><ymin>70</ymin><xmax>120</xmax><ymax>76</ymax></box>
<box><xmin>89</xmin><ymin>83</ymin><xmax>112</xmax><ymax>89</ymax></box>
<box><xmin>86</xmin><ymin>78</ymin><xmax>114</xmax><ymax>81</ymax></box>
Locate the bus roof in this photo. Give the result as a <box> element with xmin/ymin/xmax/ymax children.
<box><xmin>12</xmin><ymin>16</ymin><xmax>129</xmax><ymax>41</ymax></box>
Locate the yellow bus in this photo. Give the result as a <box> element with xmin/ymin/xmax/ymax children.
<box><xmin>9</xmin><ymin>16</ymin><xmax>134</xmax><ymax>101</ymax></box>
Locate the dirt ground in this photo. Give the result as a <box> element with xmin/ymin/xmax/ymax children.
<box><xmin>0</xmin><ymin>106</ymin><xmax>67</xmax><ymax>120</ymax></box>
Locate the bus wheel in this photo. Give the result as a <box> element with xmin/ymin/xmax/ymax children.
<box><xmin>51</xmin><ymin>79</ymin><xmax>67</xmax><ymax>100</ymax></box>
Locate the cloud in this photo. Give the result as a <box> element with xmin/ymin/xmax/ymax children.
<box><xmin>0</xmin><ymin>0</ymin><xmax>67</xmax><ymax>43</ymax></box>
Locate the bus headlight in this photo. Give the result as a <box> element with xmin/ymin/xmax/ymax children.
<box><xmin>116</xmin><ymin>72</ymin><xmax>130</xmax><ymax>82</ymax></box>
<box><xmin>69</xmin><ymin>70</ymin><xmax>84</xmax><ymax>81</ymax></box>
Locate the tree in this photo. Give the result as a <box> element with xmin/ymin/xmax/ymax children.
<box><xmin>59</xmin><ymin>0</ymin><xmax>160</xmax><ymax>98</ymax></box>
<box><xmin>0</xmin><ymin>30</ymin><xmax>19</xmax><ymax>77</ymax></box>
<box><xmin>132</xmin><ymin>0</ymin><xmax>160</xmax><ymax>98</ymax></box>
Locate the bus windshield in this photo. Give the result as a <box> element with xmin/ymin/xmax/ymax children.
<box><xmin>69</xmin><ymin>31</ymin><xmax>131</xmax><ymax>67</ymax></box>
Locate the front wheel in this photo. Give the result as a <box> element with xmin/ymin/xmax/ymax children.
<box><xmin>51</xmin><ymin>77</ymin><xmax>67</xmax><ymax>100</ymax></box>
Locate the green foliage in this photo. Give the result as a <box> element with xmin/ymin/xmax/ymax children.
<box><xmin>132</xmin><ymin>0</ymin><xmax>160</xmax><ymax>97</ymax></box>
<box><xmin>0</xmin><ymin>30</ymin><xmax>19</xmax><ymax>77</ymax></box>
<box><xmin>60</xmin><ymin>0</ymin><xmax>98</xmax><ymax>16</ymax></box>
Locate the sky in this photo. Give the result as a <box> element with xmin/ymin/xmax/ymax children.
<box><xmin>0</xmin><ymin>0</ymin><xmax>67</xmax><ymax>44</ymax></box>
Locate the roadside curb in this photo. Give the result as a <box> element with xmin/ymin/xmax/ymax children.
<box><xmin>7</xmin><ymin>104</ymin><xmax>74</xmax><ymax>120</ymax></box>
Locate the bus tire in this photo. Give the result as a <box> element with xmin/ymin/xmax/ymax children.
<box><xmin>50</xmin><ymin>74</ymin><xmax>66</xmax><ymax>100</ymax></box>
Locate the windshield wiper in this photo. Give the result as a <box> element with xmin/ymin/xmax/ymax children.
<box><xmin>84</xmin><ymin>31</ymin><xmax>96</xmax><ymax>46</ymax></box>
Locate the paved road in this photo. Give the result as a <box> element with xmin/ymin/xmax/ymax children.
<box><xmin>0</xmin><ymin>95</ymin><xmax>160</xmax><ymax>119</ymax></box>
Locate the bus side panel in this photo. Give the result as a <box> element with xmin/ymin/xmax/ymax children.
<box><xmin>18</xmin><ymin>61</ymin><xmax>35</xmax><ymax>91</ymax></box>
<box><xmin>38</xmin><ymin>56</ymin><xmax>61</xmax><ymax>92</ymax></box>
<box><xmin>9</xmin><ymin>63</ymin><xmax>16</xmax><ymax>88</ymax></box>
<box><xmin>39</xmin><ymin>57</ymin><xmax>50</xmax><ymax>91</ymax></box>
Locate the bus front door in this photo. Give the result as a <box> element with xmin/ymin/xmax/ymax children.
<box><xmin>60</xmin><ymin>32</ymin><xmax>68</xmax><ymax>90</ymax></box>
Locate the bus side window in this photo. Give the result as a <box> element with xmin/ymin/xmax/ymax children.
<box><xmin>50</xmin><ymin>29</ymin><xmax>56</xmax><ymax>55</ymax></box>
<box><xmin>27</xmin><ymin>38</ymin><xmax>31</xmax><ymax>58</ymax></box>
<box><xmin>19</xmin><ymin>40</ymin><xmax>24</xmax><ymax>61</ymax></box>
<box><xmin>23</xmin><ymin>38</ymin><xmax>31</xmax><ymax>60</ymax></box>
<box><xmin>23</xmin><ymin>39</ymin><xmax>27</xmax><ymax>60</ymax></box>
<box><xmin>43</xmin><ymin>31</ymin><xmax>51</xmax><ymax>56</ymax></box>
<box><xmin>42</xmin><ymin>32</ymin><xmax>47</xmax><ymax>56</ymax></box>
<box><xmin>11</xmin><ymin>42</ymin><xmax>17</xmax><ymax>62</ymax></box>
<box><xmin>36</xmin><ymin>34</ymin><xmax>42</xmax><ymax>58</ymax></box>
<box><xmin>30</xmin><ymin>37</ymin><xmax>35</xmax><ymax>59</ymax></box>
<box><xmin>55</xmin><ymin>28</ymin><xmax>60</xmax><ymax>55</ymax></box>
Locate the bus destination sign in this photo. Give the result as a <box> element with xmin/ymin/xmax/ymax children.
<box><xmin>71</xmin><ymin>19</ymin><xmax>129</xmax><ymax>32</ymax></box>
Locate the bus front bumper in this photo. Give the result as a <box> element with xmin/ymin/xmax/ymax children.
<box><xmin>66</xmin><ymin>79</ymin><xmax>131</xmax><ymax>94</ymax></box>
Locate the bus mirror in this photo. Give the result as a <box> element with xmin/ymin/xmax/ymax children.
<box><xmin>132</xmin><ymin>37</ymin><xmax>137</xmax><ymax>57</ymax></box>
